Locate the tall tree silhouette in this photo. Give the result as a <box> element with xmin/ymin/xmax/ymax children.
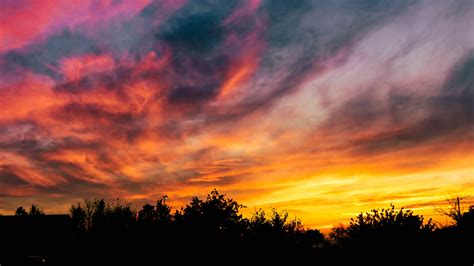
<box><xmin>28</xmin><ymin>205</ymin><xmax>44</xmax><ymax>216</ymax></box>
<box><xmin>70</xmin><ymin>202</ymin><xmax>87</xmax><ymax>232</ymax></box>
<box><xmin>155</xmin><ymin>198</ymin><xmax>172</xmax><ymax>224</ymax></box>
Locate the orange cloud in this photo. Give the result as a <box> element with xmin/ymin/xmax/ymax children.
<box><xmin>60</xmin><ymin>54</ymin><xmax>115</xmax><ymax>81</ymax></box>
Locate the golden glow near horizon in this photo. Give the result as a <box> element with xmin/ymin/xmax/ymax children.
<box><xmin>0</xmin><ymin>0</ymin><xmax>473</xmax><ymax>230</ymax></box>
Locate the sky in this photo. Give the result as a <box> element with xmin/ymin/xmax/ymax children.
<box><xmin>0</xmin><ymin>0</ymin><xmax>473</xmax><ymax>229</ymax></box>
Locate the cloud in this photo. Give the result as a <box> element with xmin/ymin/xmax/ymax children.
<box><xmin>318</xmin><ymin>51</ymin><xmax>474</xmax><ymax>156</ymax></box>
<box><xmin>0</xmin><ymin>0</ymin><xmax>151</xmax><ymax>52</ymax></box>
<box><xmin>0</xmin><ymin>0</ymin><xmax>472</xmax><ymax>228</ymax></box>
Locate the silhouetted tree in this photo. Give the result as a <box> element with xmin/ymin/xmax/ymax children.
<box><xmin>248</xmin><ymin>208</ymin><xmax>271</xmax><ymax>236</ymax></box>
<box><xmin>137</xmin><ymin>198</ymin><xmax>172</xmax><ymax>224</ymax></box>
<box><xmin>104</xmin><ymin>199</ymin><xmax>136</xmax><ymax>232</ymax></box>
<box><xmin>433</xmin><ymin>197</ymin><xmax>473</xmax><ymax>263</ymax></box>
<box><xmin>248</xmin><ymin>208</ymin><xmax>304</xmax><ymax>236</ymax></box>
<box><xmin>70</xmin><ymin>203</ymin><xmax>87</xmax><ymax>232</ymax></box>
<box><xmin>329</xmin><ymin>224</ymin><xmax>347</xmax><ymax>244</ymax></box>
<box><xmin>138</xmin><ymin>204</ymin><xmax>155</xmax><ymax>223</ymax></box>
<box><xmin>68</xmin><ymin>198</ymin><xmax>136</xmax><ymax>233</ymax></box>
<box><xmin>436</xmin><ymin>196</ymin><xmax>465</xmax><ymax>225</ymax></box>
<box><xmin>15</xmin><ymin>206</ymin><xmax>28</xmax><ymax>216</ymax></box>
<box><xmin>300</xmin><ymin>229</ymin><xmax>325</xmax><ymax>249</ymax></box>
<box><xmin>155</xmin><ymin>198</ymin><xmax>172</xmax><ymax>224</ymax></box>
<box><xmin>270</xmin><ymin>208</ymin><xmax>288</xmax><ymax>234</ymax></box>
<box><xmin>29</xmin><ymin>205</ymin><xmax>44</xmax><ymax>216</ymax></box>
<box><xmin>85</xmin><ymin>199</ymin><xmax>106</xmax><ymax>232</ymax></box>
<box><xmin>177</xmin><ymin>189</ymin><xmax>247</xmax><ymax>255</ymax></box>
<box><xmin>331</xmin><ymin>204</ymin><xmax>435</xmax><ymax>257</ymax></box>
<box><xmin>458</xmin><ymin>205</ymin><xmax>474</xmax><ymax>229</ymax></box>
<box><xmin>246</xmin><ymin>207</ymin><xmax>316</xmax><ymax>256</ymax></box>
<box><xmin>5</xmin><ymin>190</ymin><xmax>472</xmax><ymax>264</ymax></box>
<box><xmin>272</xmin><ymin>208</ymin><xmax>304</xmax><ymax>234</ymax></box>
<box><xmin>182</xmin><ymin>189</ymin><xmax>244</xmax><ymax>233</ymax></box>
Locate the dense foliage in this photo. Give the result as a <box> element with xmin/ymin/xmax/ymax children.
<box><xmin>0</xmin><ymin>191</ymin><xmax>472</xmax><ymax>265</ymax></box>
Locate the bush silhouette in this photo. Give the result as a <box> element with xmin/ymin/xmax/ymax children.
<box><xmin>1</xmin><ymin>191</ymin><xmax>472</xmax><ymax>265</ymax></box>
<box><xmin>330</xmin><ymin>204</ymin><xmax>436</xmax><ymax>259</ymax></box>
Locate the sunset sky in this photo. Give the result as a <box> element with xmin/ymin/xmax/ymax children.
<box><xmin>0</xmin><ymin>0</ymin><xmax>473</xmax><ymax>229</ymax></box>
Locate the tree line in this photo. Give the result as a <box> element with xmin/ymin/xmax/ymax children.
<box><xmin>0</xmin><ymin>189</ymin><xmax>472</xmax><ymax>265</ymax></box>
